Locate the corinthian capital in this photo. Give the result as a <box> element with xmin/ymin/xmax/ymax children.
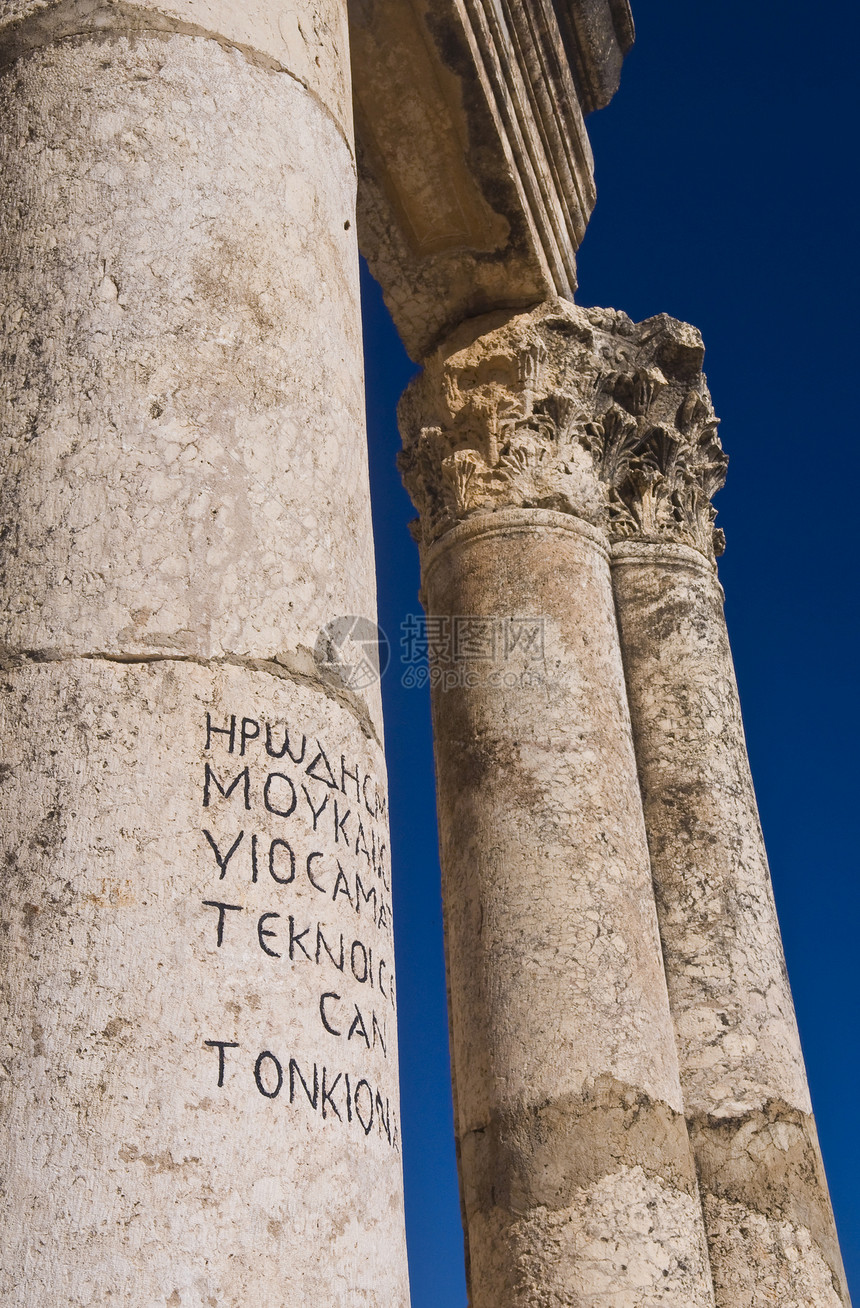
<box><xmin>398</xmin><ymin>300</ymin><xmax>727</xmax><ymax>559</ymax></box>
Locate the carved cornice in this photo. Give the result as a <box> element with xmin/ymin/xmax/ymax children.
<box><xmin>555</xmin><ymin>0</ymin><xmax>636</xmax><ymax>115</ymax></box>
<box><xmin>398</xmin><ymin>300</ymin><xmax>727</xmax><ymax>561</ymax></box>
<box><xmin>350</xmin><ymin>0</ymin><xmax>634</xmax><ymax>359</ymax></box>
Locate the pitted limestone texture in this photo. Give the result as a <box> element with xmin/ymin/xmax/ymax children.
<box><xmin>612</xmin><ymin>541</ymin><xmax>849</xmax><ymax>1305</ymax></box>
<box><xmin>418</xmin><ymin>509</ymin><xmax>715</xmax><ymax>1306</ymax></box>
<box><xmin>471</xmin><ymin>1168</ymin><xmax>714</xmax><ymax>1308</ymax></box>
<box><xmin>690</xmin><ymin>1103</ymin><xmax>846</xmax><ymax>1306</ymax></box>
<box><xmin>704</xmin><ymin>1193</ymin><xmax>844</xmax><ymax>1308</ymax></box>
<box><xmin>399</xmin><ymin>299</ymin><xmax>726</xmax><ymax>560</ymax></box>
<box><xmin>0</xmin><ymin>0</ymin><xmax>354</xmax><ymax>137</ymax></box>
<box><xmin>0</xmin><ymin>31</ymin><xmax>382</xmax><ymax>729</ymax></box>
<box><xmin>0</xmin><ymin>4</ymin><xmax>408</xmax><ymax>1299</ymax></box>
<box><xmin>0</xmin><ymin>658</ymin><xmax>408</xmax><ymax>1306</ymax></box>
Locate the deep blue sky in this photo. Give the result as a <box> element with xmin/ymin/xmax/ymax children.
<box><xmin>361</xmin><ymin>1</ymin><xmax>860</xmax><ymax>1302</ymax></box>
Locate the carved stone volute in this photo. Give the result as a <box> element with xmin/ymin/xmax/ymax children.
<box><xmin>398</xmin><ymin>300</ymin><xmax>727</xmax><ymax>559</ymax></box>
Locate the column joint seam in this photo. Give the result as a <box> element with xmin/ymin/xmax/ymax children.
<box><xmin>0</xmin><ymin>3</ymin><xmax>356</xmax><ymax>166</ymax></box>
<box><xmin>0</xmin><ymin>648</ymin><xmax>380</xmax><ymax>745</ymax></box>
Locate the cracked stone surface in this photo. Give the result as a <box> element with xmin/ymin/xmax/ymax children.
<box><xmin>414</xmin><ymin>507</ymin><xmax>715</xmax><ymax>1307</ymax></box>
<box><xmin>400</xmin><ymin>299</ymin><xmax>849</xmax><ymax>1304</ymax></box>
<box><xmin>0</xmin><ymin>0</ymin><xmax>354</xmax><ymax>139</ymax></box>
<box><xmin>612</xmin><ymin>541</ymin><xmax>849</xmax><ymax>1306</ymax></box>
<box><xmin>0</xmin><ymin>659</ymin><xmax>407</xmax><ymax>1305</ymax></box>
<box><xmin>0</xmin><ymin>4</ymin><xmax>408</xmax><ymax>1300</ymax></box>
<box><xmin>0</xmin><ymin>23</ymin><xmax>382</xmax><ymax>730</ymax></box>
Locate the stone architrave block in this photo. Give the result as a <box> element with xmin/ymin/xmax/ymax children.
<box><xmin>349</xmin><ymin>0</ymin><xmax>633</xmax><ymax>358</ymax></box>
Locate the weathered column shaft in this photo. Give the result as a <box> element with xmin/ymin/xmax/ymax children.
<box><xmin>400</xmin><ymin>303</ymin><xmax>715</xmax><ymax>1306</ymax></box>
<box><xmin>573</xmin><ymin>305</ymin><xmax>851</xmax><ymax>1305</ymax></box>
<box><xmin>0</xmin><ymin>3</ymin><xmax>409</xmax><ymax>1303</ymax></box>
<box><xmin>612</xmin><ymin>539</ymin><xmax>849</xmax><ymax>1306</ymax></box>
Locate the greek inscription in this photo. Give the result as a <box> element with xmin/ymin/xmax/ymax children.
<box><xmin>290</xmin><ymin>1058</ymin><xmax>319</xmax><ymax>1109</ymax></box>
<box><xmin>268</xmin><ymin>839</ymin><xmax>295</xmax><ymax>885</ymax></box>
<box><xmin>316</xmin><ymin>923</ymin><xmax>344</xmax><ymax>972</ymax></box>
<box><xmin>240</xmin><ymin>717</ymin><xmax>260</xmax><ymax>756</ymax></box>
<box><xmin>257</xmin><ymin>912</ymin><xmax>281</xmax><ymax>958</ymax></box>
<box><xmin>203</xmin><ymin>712</ymin><xmax>387</xmax><ymax>823</ymax></box>
<box><xmin>263</xmin><ymin>772</ymin><xmax>297</xmax><ymax>819</ymax></box>
<box><xmin>319</xmin><ymin>993</ymin><xmax>388</xmax><ymax>1058</ymax></box>
<box><xmin>321</xmin><ymin>1068</ymin><xmax>341</xmax><ymax>1120</ymax></box>
<box><xmin>202</xmin><ymin>1040</ymin><xmax>399</xmax><ymax>1150</ymax></box>
<box><xmin>320</xmin><ymin>992</ymin><xmax>341</xmax><ymax>1036</ymax></box>
<box><xmin>206</xmin><ymin>713</ymin><xmax>236</xmax><ymax>753</ymax></box>
<box><xmin>199</xmin><ymin>712</ymin><xmax>397</xmax><ymax>1151</ymax></box>
<box><xmin>306</xmin><ymin>744</ymin><xmax>338</xmax><ymax>789</ymax></box>
<box><xmin>341</xmin><ymin>755</ymin><xmax>360</xmax><ymax>801</ymax></box>
<box><xmin>303</xmin><ymin>786</ymin><xmax>328</xmax><ymax>831</ymax></box>
<box><xmin>203</xmin><ymin>828</ymin><xmax>245</xmax><ymax>879</ymax></box>
<box><xmin>202</xmin><ymin>900</ymin><xmax>243</xmax><ymax>947</ymax></box>
<box><xmin>254</xmin><ymin>1050</ymin><xmax>284</xmax><ymax>1099</ymax></box>
<box><xmin>203</xmin><ymin>764</ymin><xmax>251</xmax><ymax>811</ymax></box>
<box><xmin>265</xmin><ymin>723</ymin><xmax>307</xmax><ymax>763</ymax></box>
<box><xmin>204</xmin><ymin>1039</ymin><xmax>239</xmax><ymax>1087</ymax></box>
<box><xmin>333</xmin><ymin>799</ymin><xmax>350</xmax><ymax>844</ymax></box>
<box><xmin>354</xmin><ymin>1079</ymin><xmax>373</xmax><ymax>1135</ymax></box>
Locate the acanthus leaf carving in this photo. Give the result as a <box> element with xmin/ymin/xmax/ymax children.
<box><xmin>399</xmin><ymin>300</ymin><xmax>727</xmax><ymax>559</ymax></box>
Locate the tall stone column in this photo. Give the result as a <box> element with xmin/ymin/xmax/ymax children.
<box><xmin>400</xmin><ymin>302</ymin><xmax>716</xmax><ymax>1306</ymax></box>
<box><xmin>601</xmin><ymin>316</ymin><xmax>850</xmax><ymax>1305</ymax></box>
<box><xmin>0</xmin><ymin>4</ymin><xmax>409</xmax><ymax>1304</ymax></box>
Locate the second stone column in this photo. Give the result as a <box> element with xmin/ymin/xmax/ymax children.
<box><xmin>399</xmin><ymin>303</ymin><xmax>715</xmax><ymax>1306</ymax></box>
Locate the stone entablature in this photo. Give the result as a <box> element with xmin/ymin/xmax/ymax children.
<box><xmin>350</xmin><ymin>0</ymin><xmax>634</xmax><ymax>358</ymax></box>
<box><xmin>399</xmin><ymin>300</ymin><xmax>727</xmax><ymax>560</ymax></box>
<box><xmin>555</xmin><ymin>0</ymin><xmax>636</xmax><ymax>114</ymax></box>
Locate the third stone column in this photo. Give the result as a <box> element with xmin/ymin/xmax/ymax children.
<box><xmin>603</xmin><ymin>315</ymin><xmax>850</xmax><ymax>1305</ymax></box>
<box><xmin>399</xmin><ymin>302</ymin><xmax>716</xmax><ymax>1307</ymax></box>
